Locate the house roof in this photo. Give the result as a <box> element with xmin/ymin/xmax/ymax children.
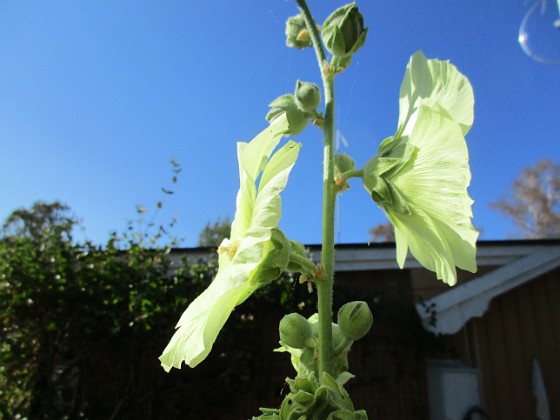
<box><xmin>172</xmin><ymin>239</ymin><xmax>560</xmax><ymax>335</ymax></box>
<box><xmin>413</xmin><ymin>240</ymin><xmax>560</xmax><ymax>335</ymax></box>
<box><xmin>174</xmin><ymin>239</ymin><xmax>559</xmax><ymax>271</ymax></box>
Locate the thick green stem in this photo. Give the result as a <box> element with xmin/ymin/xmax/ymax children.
<box><xmin>296</xmin><ymin>0</ymin><xmax>336</xmax><ymax>378</ymax></box>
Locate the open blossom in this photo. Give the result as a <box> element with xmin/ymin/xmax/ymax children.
<box><xmin>160</xmin><ymin>114</ymin><xmax>301</xmax><ymax>370</ymax></box>
<box><xmin>363</xmin><ymin>51</ymin><xmax>478</xmax><ymax>285</ymax></box>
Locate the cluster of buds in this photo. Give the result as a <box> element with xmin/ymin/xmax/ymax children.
<box><xmin>262</xmin><ymin>301</ymin><xmax>372</xmax><ymax>419</ymax></box>
<box><xmin>286</xmin><ymin>3</ymin><xmax>368</xmax><ymax>74</ymax></box>
<box><xmin>278</xmin><ymin>300</ymin><xmax>373</xmax><ymax>384</ymax></box>
<box><xmin>257</xmin><ymin>371</ymin><xmax>368</xmax><ymax>419</ymax></box>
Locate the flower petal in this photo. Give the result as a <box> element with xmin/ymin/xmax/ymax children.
<box><xmin>249</xmin><ymin>141</ymin><xmax>301</xmax><ymax>231</ymax></box>
<box><xmin>396</xmin><ymin>107</ymin><xmax>474</xmax><ymax>230</ymax></box>
<box><xmin>390</xmin><ymin>106</ymin><xmax>478</xmax><ymax>284</ymax></box>
<box><xmin>159</xmin><ymin>263</ymin><xmax>259</xmax><ymax>370</ymax></box>
<box><xmin>231</xmin><ymin>115</ymin><xmax>290</xmax><ymax>240</ymax></box>
<box><xmin>398</xmin><ymin>51</ymin><xmax>474</xmax><ymax>136</ymax></box>
<box><xmin>388</xmin><ymin>206</ymin><xmax>459</xmax><ymax>284</ymax></box>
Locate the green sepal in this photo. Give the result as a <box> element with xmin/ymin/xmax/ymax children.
<box><xmin>332</xmin><ymin>323</ymin><xmax>353</xmax><ymax>355</ymax></box>
<box><xmin>286</xmin><ymin>239</ymin><xmax>315</xmax><ymax>275</ymax></box>
<box><xmin>299</xmin><ymin>346</ymin><xmax>318</xmax><ymax>374</ymax></box>
<box><xmin>362</xmin><ymin>139</ymin><xmax>418</xmax><ymax>216</ymax></box>
<box><xmin>289</xmin><ymin>239</ymin><xmax>307</xmax><ymax>258</ymax></box>
<box><xmin>330</xmin><ymin>55</ymin><xmax>354</xmax><ymax>73</ymax></box>
<box><xmin>295</xmin><ymin>374</ymin><xmax>317</xmax><ymax>395</ymax></box>
<box><xmin>266</xmin><ymin>94</ymin><xmax>312</xmax><ymax>136</ymax></box>
<box><xmin>251</xmin><ymin>228</ymin><xmax>291</xmax><ymax>287</ymax></box>
<box><xmin>329</xmin><ymin>409</ymin><xmax>368</xmax><ymax>420</ymax></box>
<box><xmin>252</xmin><ymin>407</ymin><xmax>281</xmax><ymax>420</ymax></box>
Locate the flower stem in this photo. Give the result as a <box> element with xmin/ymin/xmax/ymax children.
<box><xmin>341</xmin><ymin>169</ymin><xmax>364</xmax><ymax>182</ymax></box>
<box><xmin>288</xmin><ymin>251</ymin><xmax>317</xmax><ymax>275</ymax></box>
<box><xmin>296</xmin><ymin>0</ymin><xmax>336</xmax><ymax>378</ymax></box>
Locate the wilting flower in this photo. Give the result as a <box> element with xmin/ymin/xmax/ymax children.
<box><xmin>363</xmin><ymin>51</ymin><xmax>478</xmax><ymax>285</ymax></box>
<box><xmin>160</xmin><ymin>114</ymin><xmax>301</xmax><ymax>370</ymax></box>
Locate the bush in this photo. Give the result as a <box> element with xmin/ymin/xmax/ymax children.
<box><xmin>0</xmin><ymin>202</ymin><xmax>311</xmax><ymax>419</ymax></box>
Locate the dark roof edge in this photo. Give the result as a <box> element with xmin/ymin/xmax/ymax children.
<box><xmin>170</xmin><ymin>238</ymin><xmax>560</xmax><ymax>254</ymax></box>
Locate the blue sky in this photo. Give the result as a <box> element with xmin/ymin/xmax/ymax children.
<box><xmin>1</xmin><ymin>1</ymin><xmax>559</xmax><ymax>247</ymax></box>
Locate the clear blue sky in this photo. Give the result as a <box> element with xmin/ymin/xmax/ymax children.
<box><xmin>1</xmin><ymin>1</ymin><xmax>559</xmax><ymax>246</ymax></box>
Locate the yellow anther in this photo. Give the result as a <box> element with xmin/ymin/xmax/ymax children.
<box><xmin>296</xmin><ymin>29</ymin><xmax>311</xmax><ymax>43</ymax></box>
<box><xmin>217</xmin><ymin>238</ymin><xmax>239</xmax><ymax>260</ymax></box>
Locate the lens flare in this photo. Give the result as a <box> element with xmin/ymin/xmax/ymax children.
<box><xmin>519</xmin><ymin>0</ymin><xmax>560</xmax><ymax>66</ymax></box>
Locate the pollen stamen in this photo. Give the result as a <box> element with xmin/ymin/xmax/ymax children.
<box><xmin>217</xmin><ymin>238</ymin><xmax>239</xmax><ymax>260</ymax></box>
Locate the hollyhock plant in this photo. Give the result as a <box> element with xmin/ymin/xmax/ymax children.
<box><xmin>161</xmin><ymin>2</ymin><xmax>478</xmax><ymax>417</ymax></box>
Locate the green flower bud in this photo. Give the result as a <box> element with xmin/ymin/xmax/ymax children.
<box><xmin>321</xmin><ymin>3</ymin><xmax>367</xmax><ymax>59</ymax></box>
<box><xmin>285</xmin><ymin>14</ymin><xmax>313</xmax><ymax>49</ymax></box>
<box><xmin>280</xmin><ymin>313</ymin><xmax>313</xmax><ymax>349</ymax></box>
<box><xmin>294</xmin><ymin>80</ymin><xmax>321</xmax><ymax>112</ymax></box>
<box><xmin>334</xmin><ymin>153</ymin><xmax>355</xmax><ymax>175</ymax></box>
<box><xmin>266</xmin><ymin>94</ymin><xmax>312</xmax><ymax>136</ymax></box>
<box><xmin>337</xmin><ymin>301</ymin><xmax>373</xmax><ymax>341</ymax></box>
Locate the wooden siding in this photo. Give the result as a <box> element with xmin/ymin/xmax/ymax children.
<box><xmin>218</xmin><ymin>268</ymin><xmax>433</xmax><ymax>419</ymax></box>
<box><xmin>451</xmin><ymin>267</ymin><xmax>560</xmax><ymax>420</ymax></box>
<box><xmin>333</xmin><ymin>269</ymin><xmax>431</xmax><ymax>419</ymax></box>
<box><xmin>213</xmin><ymin>262</ymin><xmax>560</xmax><ymax>419</ymax></box>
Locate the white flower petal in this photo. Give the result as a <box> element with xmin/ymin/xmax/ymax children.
<box><xmin>387</xmin><ymin>107</ymin><xmax>478</xmax><ymax>284</ymax></box>
<box><xmin>399</xmin><ymin>51</ymin><xmax>474</xmax><ymax>136</ymax></box>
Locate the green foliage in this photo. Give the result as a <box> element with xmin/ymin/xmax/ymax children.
<box><xmin>0</xmin><ymin>201</ymin><xmax>186</xmax><ymax>417</ymax></box>
<box><xmin>256</xmin><ymin>372</ymin><xmax>368</xmax><ymax>420</ymax></box>
<box><xmin>2</xmin><ymin>201</ymin><xmax>77</xmax><ymax>241</ymax></box>
<box><xmin>0</xmin><ymin>200</ymin><xmax>315</xmax><ymax>418</ymax></box>
<box><xmin>197</xmin><ymin>217</ymin><xmax>231</xmax><ymax>247</ymax></box>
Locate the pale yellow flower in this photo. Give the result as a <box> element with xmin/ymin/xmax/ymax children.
<box><xmin>363</xmin><ymin>52</ymin><xmax>477</xmax><ymax>285</ymax></box>
<box><xmin>160</xmin><ymin>115</ymin><xmax>301</xmax><ymax>370</ymax></box>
